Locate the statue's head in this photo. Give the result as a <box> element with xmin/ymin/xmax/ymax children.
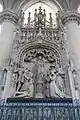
<box><xmin>28</xmin><ymin>78</ymin><xmax>33</xmax><ymax>84</ymax></box>
<box><xmin>49</xmin><ymin>65</ymin><xmax>55</xmax><ymax>70</ymax></box>
<box><xmin>72</xmin><ymin>69</ymin><xmax>76</xmax><ymax>74</ymax></box>
<box><xmin>58</xmin><ymin>68</ymin><xmax>65</xmax><ymax>76</ymax></box>
<box><xmin>49</xmin><ymin>70</ymin><xmax>56</xmax><ymax>81</ymax></box>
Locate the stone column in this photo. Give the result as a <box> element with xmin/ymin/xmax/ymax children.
<box><xmin>62</xmin><ymin>12</ymin><xmax>80</xmax><ymax>99</ymax></box>
<box><xmin>0</xmin><ymin>10</ymin><xmax>18</xmax><ymax>67</ymax></box>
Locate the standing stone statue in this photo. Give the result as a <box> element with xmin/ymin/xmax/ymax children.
<box><xmin>69</xmin><ymin>60</ymin><xmax>78</xmax><ymax>90</ymax></box>
<box><xmin>72</xmin><ymin>69</ymin><xmax>78</xmax><ymax>90</ymax></box>
<box><xmin>56</xmin><ymin>68</ymin><xmax>65</xmax><ymax>92</ymax></box>
<box><xmin>13</xmin><ymin>66</ymin><xmax>24</xmax><ymax>91</ymax></box>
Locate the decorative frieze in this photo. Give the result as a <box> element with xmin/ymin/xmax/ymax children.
<box><xmin>61</xmin><ymin>12</ymin><xmax>80</xmax><ymax>25</ymax></box>
<box><xmin>0</xmin><ymin>10</ymin><xmax>18</xmax><ymax>24</ymax></box>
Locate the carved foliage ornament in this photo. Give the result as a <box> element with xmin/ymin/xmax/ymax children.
<box><xmin>17</xmin><ymin>44</ymin><xmax>62</xmax><ymax>68</ymax></box>
<box><xmin>23</xmin><ymin>49</ymin><xmax>56</xmax><ymax>63</ymax></box>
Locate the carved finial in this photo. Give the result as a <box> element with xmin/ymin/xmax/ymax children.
<box><xmin>43</xmin><ymin>9</ymin><xmax>46</xmax><ymax>27</ymax></box>
<box><xmin>56</xmin><ymin>10</ymin><xmax>61</xmax><ymax>28</ymax></box>
<box><xmin>35</xmin><ymin>9</ymin><xmax>37</xmax><ymax>15</ymax></box>
<box><xmin>29</xmin><ymin>12</ymin><xmax>31</xmax><ymax>16</ymax></box>
<box><xmin>28</xmin><ymin>12</ymin><xmax>31</xmax><ymax>27</ymax></box>
<box><xmin>49</xmin><ymin>12</ymin><xmax>52</xmax><ymax>19</ymax></box>
<box><xmin>34</xmin><ymin>9</ymin><xmax>37</xmax><ymax>27</ymax></box>
<box><xmin>43</xmin><ymin>9</ymin><xmax>45</xmax><ymax>14</ymax></box>
<box><xmin>49</xmin><ymin>12</ymin><xmax>52</xmax><ymax>27</ymax></box>
<box><xmin>18</xmin><ymin>10</ymin><xmax>25</xmax><ymax>26</ymax></box>
<box><xmin>38</xmin><ymin>6</ymin><xmax>42</xmax><ymax>14</ymax></box>
<box><xmin>28</xmin><ymin>12</ymin><xmax>31</xmax><ymax>19</ymax></box>
<box><xmin>20</xmin><ymin>10</ymin><xmax>24</xmax><ymax>19</ymax></box>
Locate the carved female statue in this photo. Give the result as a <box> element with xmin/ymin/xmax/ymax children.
<box><xmin>49</xmin><ymin>67</ymin><xmax>70</xmax><ymax>98</ymax></box>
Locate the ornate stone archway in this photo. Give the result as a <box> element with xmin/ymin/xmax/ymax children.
<box><xmin>8</xmin><ymin>37</ymin><xmax>71</xmax><ymax>98</ymax></box>
<box><xmin>2</xmin><ymin>6</ymin><xmax>73</xmax><ymax>99</ymax></box>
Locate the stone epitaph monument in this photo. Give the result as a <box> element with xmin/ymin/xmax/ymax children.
<box><xmin>0</xmin><ymin>7</ymin><xmax>77</xmax><ymax>100</ymax></box>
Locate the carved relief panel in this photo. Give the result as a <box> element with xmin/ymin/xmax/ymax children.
<box><xmin>9</xmin><ymin>43</ymin><xmax>71</xmax><ymax>99</ymax></box>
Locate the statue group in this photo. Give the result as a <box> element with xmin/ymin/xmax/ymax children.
<box><xmin>12</xmin><ymin>63</ymin><xmax>69</xmax><ymax>98</ymax></box>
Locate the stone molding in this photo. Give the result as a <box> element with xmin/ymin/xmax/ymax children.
<box><xmin>0</xmin><ymin>10</ymin><xmax>18</xmax><ymax>24</ymax></box>
<box><xmin>61</xmin><ymin>12</ymin><xmax>80</xmax><ymax>25</ymax></box>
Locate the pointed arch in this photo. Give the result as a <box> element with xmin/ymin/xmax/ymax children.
<box><xmin>17</xmin><ymin>0</ymin><xmax>63</xmax><ymax>13</ymax></box>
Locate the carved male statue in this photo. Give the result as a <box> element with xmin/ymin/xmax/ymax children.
<box><xmin>15</xmin><ymin>78</ymin><xmax>33</xmax><ymax>98</ymax></box>
<box><xmin>15</xmin><ymin>69</ymin><xmax>34</xmax><ymax>98</ymax></box>
<box><xmin>13</xmin><ymin>67</ymin><xmax>24</xmax><ymax>91</ymax></box>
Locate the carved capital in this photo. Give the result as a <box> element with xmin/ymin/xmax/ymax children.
<box><xmin>61</xmin><ymin>12</ymin><xmax>80</xmax><ymax>25</ymax></box>
<box><xmin>0</xmin><ymin>10</ymin><xmax>19</xmax><ymax>25</ymax></box>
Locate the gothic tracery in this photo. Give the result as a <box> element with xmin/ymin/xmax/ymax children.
<box><xmin>4</xmin><ymin>6</ymin><xmax>71</xmax><ymax>99</ymax></box>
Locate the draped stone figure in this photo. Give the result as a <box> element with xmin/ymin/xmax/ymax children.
<box><xmin>49</xmin><ymin>67</ymin><xmax>70</xmax><ymax>98</ymax></box>
<box><xmin>69</xmin><ymin>60</ymin><xmax>78</xmax><ymax>90</ymax></box>
<box><xmin>72</xmin><ymin>69</ymin><xmax>78</xmax><ymax>90</ymax></box>
<box><xmin>56</xmin><ymin>68</ymin><xmax>65</xmax><ymax>92</ymax></box>
<box><xmin>13</xmin><ymin>67</ymin><xmax>24</xmax><ymax>91</ymax></box>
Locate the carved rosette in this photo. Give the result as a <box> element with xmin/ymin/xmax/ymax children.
<box><xmin>0</xmin><ymin>10</ymin><xmax>18</xmax><ymax>25</ymax></box>
<box><xmin>61</xmin><ymin>12</ymin><xmax>80</xmax><ymax>25</ymax></box>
